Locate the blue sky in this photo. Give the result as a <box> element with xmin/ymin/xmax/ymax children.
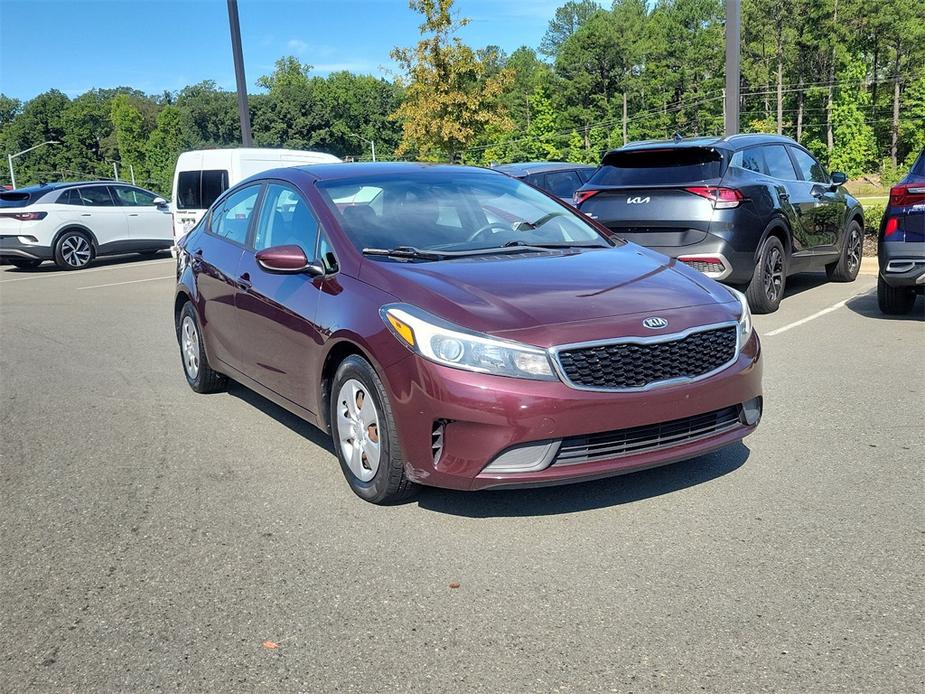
<box><xmin>0</xmin><ymin>0</ymin><xmax>576</xmax><ymax>101</ymax></box>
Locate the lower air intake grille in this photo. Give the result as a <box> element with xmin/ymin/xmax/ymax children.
<box><xmin>554</xmin><ymin>405</ymin><xmax>741</xmax><ymax>466</ymax></box>
<box><xmin>556</xmin><ymin>325</ymin><xmax>737</xmax><ymax>390</ymax></box>
<box><xmin>681</xmin><ymin>259</ymin><xmax>725</xmax><ymax>275</ymax></box>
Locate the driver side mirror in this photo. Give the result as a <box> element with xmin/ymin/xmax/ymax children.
<box><xmin>153</xmin><ymin>196</ymin><xmax>168</xmax><ymax>207</ymax></box>
<box><xmin>256</xmin><ymin>244</ymin><xmax>325</xmax><ymax>277</ymax></box>
<box><xmin>830</xmin><ymin>172</ymin><xmax>847</xmax><ymax>186</ymax></box>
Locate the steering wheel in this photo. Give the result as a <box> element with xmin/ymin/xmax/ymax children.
<box><xmin>466</xmin><ymin>222</ymin><xmax>513</xmax><ymax>244</ymax></box>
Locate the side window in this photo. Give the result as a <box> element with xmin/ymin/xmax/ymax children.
<box><xmin>201</xmin><ymin>170</ymin><xmax>229</xmax><ymax>209</ymax></box>
<box><xmin>78</xmin><ymin>186</ymin><xmax>116</xmax><ymax>206</ymax></box>
<box><xmin>544</xmin><ymin>171</ymin><xmax>583</xmax><ymax>197</ymax></box>
<box><xmin>523</xmin><ymin>174</ymin><xmax>544</xmax><ymax>188</ymax></box>
<box><xmin>57</xmin><ymin>189</ymin><xmax>83</xmax><ymax>205</ymax></box>
<box><xmin>577</xmin><ymin>169</ymin><xmax>594</xmax><ymax>183</ymax></box>
<box><xmin>790</xmin><ymin>147</ymin><xmax>829</xmax><ymax>183</ymax></box>
<box><xmin>177</xmin><ymin>170</ymin><xmax>229</xmax><ymax>210</ymax></box>
<box><xmin>318</xmin><ymin>233</ymin><xmax>338</xmax><ymax>273</ymax></box>
<box><xmin>210</xmin><ymin>186</ymin><xmax>260</xmax><ymax>245</ymax></box>
<box><xmin>732</xmin><ymin>148</ymin><xmax>766</xmax><ymax>174</ymax></box>
<box><xmin>113</xmin><ymin>186</ymin><xmax>157</xmax><ymax>206</ymax></box>
<box><xmin>761</xmin><ymin>145</ymin><xmax>797</xmax><ymax>180</ymax></box>
<box><xmin>253</xmin><ymin>184</ymin><xmax>318</xmax><ymax>253</ymax></box>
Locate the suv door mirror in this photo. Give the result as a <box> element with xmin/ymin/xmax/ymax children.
<box><xmin>830</xmin><ymin>171</ymin><xmax>847</xmax><ymax>185</ymax></box>
<box><xmin>153</xmin><ymin>196</ymin><xmax>168</xmax><ymax>207</ymax></box>
<box><xmin>255</xmin><ymin>244</ymin><xmax>324</xmax><ymax>276</ymax></box>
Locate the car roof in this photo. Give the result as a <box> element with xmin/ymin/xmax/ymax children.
<box><xmin>7</xmin><ymin>181</ymin><xmax>135</xmax><ymax>194</ymax></box>
<box><xmin>616</xmin><ymin>133</ymin><xmax>798</xmax><ymax>153</ymax></box>
<box><xmin>290</xmin><ymin>161</ymin><xmax>502</xmax><ymax>181</ymax></box>
<box><xmin>492</xmin><ymin>162</ymin><xmax>596</xmax><ymax>176</ymax></box>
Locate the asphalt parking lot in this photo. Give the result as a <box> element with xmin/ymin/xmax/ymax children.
<box><xmin>1</xmin><ymin>254</ymin><xmax>922</xmax><ymax>692</ymax></box>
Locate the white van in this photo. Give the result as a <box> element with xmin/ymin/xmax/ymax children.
<box><xmin>169</xmin><ymin>148</ymin><xmax>341</xmax><ymax>238</ymax></box>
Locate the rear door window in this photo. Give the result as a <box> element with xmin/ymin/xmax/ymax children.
<box><xmin>57</xmin><ymin>189</ymin><xmax>83</xmax><ymax>205</ymax></box>
<box><xmin>209</xmin><ymin>185</ymin><xmax>260</xmax><ymax>245</ymax></box>
<box><xmin>177</xmin><ymin>170</ymin><xmax>229</xmax><ymax>210</ymax></box>
<box><xmin>78</xmin><ymin>186</ymin><xmax>116</xmax><ymax>206</ymax></box>
<box><xmin>761</xmin><ymin>145</ymin><xmax>797</xmax><ymax>180</ymax></box>
<box><xmin>544</xmin><ymin>170</ymin><xmax>583</xmax><ymax>197</ymax></box>
<box><xmin>590</xmin><ymin>148</ymin><xmax>723</xmax><ymax>186</ymax></box>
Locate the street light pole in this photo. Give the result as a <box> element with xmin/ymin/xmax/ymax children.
<box><xmin>6</xmin><ymin>140</ymin><xmax>59</xmax><ymax>189</ymax></box>
<box><xmin>349</xmin><ymin>133</ymin><xmax>376</xmax><ymax>162</ymax></box>
<box><xmin>227</xmin><ymin>0</ymin><xmax>253</xmax><ymax>147</ymax></box>
<box><xmin>724</xmin><ymin>0</ymin><xmax>741</xmax><ymax>137</ymax></box>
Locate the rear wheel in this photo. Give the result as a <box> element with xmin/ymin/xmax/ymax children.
<box><xmin>53</xmin><ymin>230</ymin><xmax>94</xmax><ymax>270</ymax></box>
<box><xmin>7</xmin><ymin>258</ymin><xmax>42</xmax><ymax>269</ymax></box>
<box><xmin>826</xmin><ymin>220</ymin><xmax>862</xmax><ymax>282</ymax></box>
<box><xmin>745</xmin><ymin>235</ymin><xmax>786</xmax><ymax>314</ymax></box>
<box><xmin>877</xmin><ymin>276</ymin><xmax>916</xmax><ymax>315</ymax></box>
<box><xmin>330</xmin><ymin>355</ymin><xmax>416</xmax><ymax>504</ymax></box>
<box><xmin>177</xmin><ymin>302</ymin><xmax>227</xmax><ymax>393</ymax></box>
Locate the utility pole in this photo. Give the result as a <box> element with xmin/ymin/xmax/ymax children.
<box><xmin>6</xmin><ymin>140</ymin><xmax>59</xmax><ymax>189</ymax></box>
<box><xmin>724</xmin><ymin>0</ymin><xmax>740</xmax><ymax>137</ymax></box>
<box><xmin>113</xmin><ymin>162</ymin><xmax>119</xmax><ymax>181</ymax></box>
<box><xmin>129</xmin><ymin>164</ymin><xmax>136</xmax><ymax>185</ymax></box>
<box><xmin>227</xmin><ymin>0</ymin><xmax>253</xmax><ymax>146</ymax></box>
<box><xmin>349</xmin><ymin>133</ymin><xmax>376</xmax><ymax>162</ymax></box>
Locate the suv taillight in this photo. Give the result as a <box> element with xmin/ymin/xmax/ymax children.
<box><xmin>888</xmin><ymin>184</ymin><xmax>925</xmax><ymax>206</ymax></box>
<box><xmin>0</xmin><ymin>211</ymin><xmax>47</xmax><ymax>221</ymax></box>
<box><xmin>684</xmin><ymin>186</ymin><xmax>744</xmax><ymax>209</ymax></box>
<box><xmin>573</xmin><ymin>190</ymin><xmax>600</xmax><ymax>205</ymax></box>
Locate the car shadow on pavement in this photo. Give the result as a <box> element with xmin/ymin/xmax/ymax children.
<box><xmin>1</xmin><ymin>251</ymin><xmax>171</xmax><ymax>273</ymax></box>
<box><xmin>845</xmin><ymin>289</ymin><xmax>924</xmax><ymax>321</ymax></box>
<box><xmin>415</xmin><ymin>442</ymin><xmax>750</xmax><ymax>517</ymax></box>
<box><xmin>226</xmin><ymin>382</ymin><xmax>336</xmax><ymax>454</ymax></box>
<box><xmin>781</xmin><ymin>271</ymin><xmax>831</xmax><ymax>299</ymax></box>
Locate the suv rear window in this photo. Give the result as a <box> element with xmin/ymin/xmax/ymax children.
<box><xmin>0</xmin><ymin>191</ymin><xmax>36</xmax><ymax>207</ymax></box>
<box><xmin>177</xmin><ymin>170</ymin><xmax>229</xmax><ymax>210</ymax></box>
<box><xmin>590</xmin><ymin>148</ymin><xmax>723</xmax><ymax>186</ymax></box>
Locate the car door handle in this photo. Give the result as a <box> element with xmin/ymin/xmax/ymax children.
<box><xmin>237</xmin><ymin>272</ymin><xmax>252</xmax><ymax>290</ymax></box>
<box><xmin>128</xmin><ymin>213</ymin><xmax>139</xmax><ymax>217</ymax></box>
<box><xmin>81</xmin><ymin>213</ymin><xmax>91</xmax><ymax>217</ymax></box>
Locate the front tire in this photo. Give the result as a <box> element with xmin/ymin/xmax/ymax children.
<box><xmin>745</xmin><ymin>236</ymin><xmax>786</xmax><ymax>314</ymax></box>
<box><xmin>177</xmin><ymin>302</ymin><xmax>227</xmax><ymax>393</ymax></box>
<box><xmin>826</xmin><ymin>220</ymin><xmax>862</xmax><ymax>282</ymax></box>
<box><xmin>877</xmin><ymin>276</ymin><xmax>916</xmax><ymax>315</ymax></box>
<box><xmin>329</xmin><ymin>355</ymin><xmax>416</xmax><ymax>504</ymax></box>
<box><xmin>53</xmin><ymin>230</ymin><xmax>94</xmax><ymax>270</ymax></box>
<box><xmin>7</xmin><ymin>258</ymin><xmax>42</xmax><ymax>269</ymax></box>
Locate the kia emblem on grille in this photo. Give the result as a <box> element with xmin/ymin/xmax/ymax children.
<box><xmin>642</xmin><ymin>317</ymin><xmax>669</xmax><ymax>329</ymax></box>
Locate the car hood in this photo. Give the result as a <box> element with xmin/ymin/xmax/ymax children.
<box><xmin>359</xmin><ymin>243</ymin><xmax>738</xmax><ymax>343</ymax></box>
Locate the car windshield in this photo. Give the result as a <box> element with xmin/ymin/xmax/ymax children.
<box><xmin>316</xmin><ymin>170</ymin><xmax>610</xmax><ymax>256</ymax></box>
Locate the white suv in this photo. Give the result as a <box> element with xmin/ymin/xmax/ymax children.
<box><xmin>0</xmin><ymin>182</ymin><xmax>173</xmax><ymax>270</ymax></box>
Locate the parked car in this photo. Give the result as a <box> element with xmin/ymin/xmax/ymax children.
<box><xmin>0</xmin><ymin>181</ymin><xmax>173</xmax><ymax>269</ymax></box>
<box><xmin>877</xmin><ymin>149</ymin><xmax>925</xmax><ymax>314</ymax></box>
<box><xmin>493</xmin><ymin>162</ymin><xmax>597</xmax><ymax>201</ymax></box>
<box><xmin>573</xmin><ymin>135</ymin><xmax>865</xmax><ymax>313</ymax></box>
<box><xmin>171</xmin><ymin>148</ymin><xmax>341</xmax><ymax>240</ymax></box>
<box><xmin>174</xmin><ymin>163</ymin><xmax>763</xmax><ymax>504</ymax></box>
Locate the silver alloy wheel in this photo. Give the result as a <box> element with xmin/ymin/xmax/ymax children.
<box><xmin>846</xmin><ymin>227</ymin><xmax>862</xmax><ymax>273</ymax></box>
<box><xmin>181</xmin><ymin>315</ymin><xmax>200</xmax><ymax>380</ymax></box>
<box><xmin>764</xmin><ymin>246</ymin><xmax>784</xmax><ymax>301</ymax></box>
<box><xmin>61</xmin><ymin>234</ymin><xmax>92</xmax><ymax>267</ymax></box>
<box><xmin>336</xmin><ymin>378</ymin><xmax>381</xmax><ymax>482</ymax></box>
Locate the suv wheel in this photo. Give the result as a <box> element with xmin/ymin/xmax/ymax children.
<box><xmin>330</xmin><ymin>355</ymin><xmax>417</xmax><ymax>504</ymax></box>
<box><xmin>177</xmin><ymin>302</ymin><xmax>227</xmax><ymax>393</ymax></box>
<box><xmin>826</xmin><ymin>220</ymin><xmax>862</xmax><ymax>282</ymax></box>
<box><xmin>53</xmin><ymin>231</ymin><xmax>94</xmax><ymax>270</ymax></box>
<box><xmin>877</xmin><ymin>276</ymin><xmax>916</xmax><ymax>315</ymax></box>
<box><xmin>746</xmin><ymin>236</ymin><xmax>786</xmax><ymax>314</ymax></box>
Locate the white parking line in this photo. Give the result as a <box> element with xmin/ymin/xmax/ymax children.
<box><xmin>764</xmin><ymin>289</ymin><xmax>871</xmax><ymax>336</ymax></box>
<box><xmin>0</xmin><ymin>258</ymin><xmax>173</xmax><ymax>284</ymax></box>
<box><xmin>77</xmin><ymin>275</ymin><xmax>174</xmax><ymax>291</ymax></box>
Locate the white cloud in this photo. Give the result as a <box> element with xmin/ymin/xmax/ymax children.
<box><xmin>286</xmin><ymin>39</ymin><xmax>308</xmax><ymax>54</ymax></box>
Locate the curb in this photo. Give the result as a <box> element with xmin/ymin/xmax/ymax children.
<box><xmin>859</xmin><ymin>257</ymin><xmax>878</xmax><ymax>276</ymax></box>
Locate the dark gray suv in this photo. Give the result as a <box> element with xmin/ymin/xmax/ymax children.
<box><xmin>574</xmin><ymin>135</ymin><xmax>864</xmax><ymax>313</ymax></box>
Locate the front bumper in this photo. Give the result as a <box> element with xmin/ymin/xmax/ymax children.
<box><xmin>381</xmin><ymin>332</ymin><xmax>762</xmax><ymax>491</ymax></box>
<box><xmin>879</xmin><ymin>241</ymin><xmax>925</xmax><ymax>288</ymax></box>
<box><xmin>0</xmin><ymin>236</ymin><xmax>53</xmax><ymax>261</ymax></box>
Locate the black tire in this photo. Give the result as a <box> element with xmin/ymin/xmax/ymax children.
<box><xmin>329</xmin><ymin>355</ymin><xmax>417</xmax><ymax>504</ymax></box>
<box><xmin>745</xmin><ymin>235</ymin><xmax>786</xmax><ymax>314</ymax></box>
<box><xmin>877</xmin><ymin>275</ymin><xmax>916</xmax><ymax>315</ymax></box>
<box><xmin>177</xmin><ymin>302</ymin><xmax>227</xmax><ymax>393</ymax></box>
<box><xmin>7</xmin><ymin>258</ymin><xmax>42</xmax><ymax>269</ymax></box>
<box><xmin>53</xmin><ymin>230</ymin><xmax>95</xmax><ymax>270</ymax></box>
<box><xmin>826</xmin><ymin>220</ymin><xmax>863</xmax><ymax>282</ymax></box>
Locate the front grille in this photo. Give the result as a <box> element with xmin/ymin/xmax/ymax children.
<box><xmin>681</xmin><ymin>259</ymin><xmax>725</xmax><ymax>275</ymax></box>
<box><xmin>554</xmin><ymin>406</ymin><xmax>741</xmax><ymax>466</ymax></box>
<box><xmin>556</xmin><ymin>325</ymin><xmax>738</xmax><ymax>390</ymax></box>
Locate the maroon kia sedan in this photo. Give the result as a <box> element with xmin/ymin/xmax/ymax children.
<box><xmin>174</xmin><ymin>163</ymin><xmax>762</xmax><ymax>504</ymax></box>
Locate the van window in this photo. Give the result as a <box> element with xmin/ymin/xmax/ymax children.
<box><xmin>591</xmin><ymin>148</ymin><xmax>723</xmax><ymax>186</ymax></box>
<box><xmin>177</xmin><ymin>170</ymin><xmax>229</xmax><ymax>210</ymax></box>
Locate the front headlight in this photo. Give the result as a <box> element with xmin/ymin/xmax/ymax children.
<box><xmin>726</xmin><ymin>287</ymin><xmax>753</xmax><ymax>341</ymax></box>
<box><xmin>380</xmin><ymin>304</ymin><xmax>557</xmax><ymax>381</ymax></box>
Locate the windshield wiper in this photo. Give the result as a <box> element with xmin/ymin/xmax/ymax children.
<box><xmin>502</xmin><ymin>240</ymin><xmax>608</xmax><ymax>250</ymax></box>
<box><xmin>362</xmin><ymin>246</ymin><xmax>447</xmax><ymax>260</ymax></box>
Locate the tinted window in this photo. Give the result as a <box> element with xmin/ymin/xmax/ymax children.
<box><xmin>113</xmin><ymin>186</ymin><xmax>158</xmax><ymax>206</ymax></box>
<box><xmin>318</xmin><ymin>171</ymin><xmax>608</xmax><ymax>253</ymax></box>
<box><xmin>576</xmin><ymin>168</ymin><xmax>594</xmax><ymax>182</ymax></box>
<box><xmin>911</xmin><ymin>150</ymin><xmax>925</xmax><ymax>176</ymax></box>
<box><xmin>731</xmin><ymin>148</ymin><xmax>766</xmax><ymax>174</ymax></box>
<box><xmin>57</xmin><ymin>189</ymin><xmax>83</xmax><ymax>205</ymax></box>
<box><xmin>253</xmin><ymin>184</ymin><xmax>318</xmax><ymax>253</ymax></box>
<box><xmin>210</xmin><ymin>186</ymin><xmax>260</xmax><ymax>245</ymax></box>
<box><xmin>790</xmin><ymin>147</ymin><xmax>829</xmax><ymax>183</ymax></box>
<box><xmin>78</xmin><ymin>186</ymin><xmax>116</xmax><ymax>206</ymax></box>
<box><xmin>761</xmin><ymin>145</ymin><xmax>797</xmax><ymax>180</ymax></box>
<box><xmin>177</xmin><ymin>169</ymin><xmax>229</xmax><ymax>209</ymax></box>
<box><xmin>544</xmin><ymin>171</ymin><xmax>583</xmax><ymax>197</ymax></box>
<box><xmin>591</xmin><ymin>148</ymin><xmax>723</xmax><ymax>186</ymax></box>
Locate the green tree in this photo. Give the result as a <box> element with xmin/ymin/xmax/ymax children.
<box><xmin>110</xmin><ymin>94</ymin><xmax>147</xmax><ymax>180</ymax></box>
<box><xmin>539</xmin><ymin>0</ymin><xmax>603</xmax><ymax>57</ymax></box>
<box><xmin>829</xmin><ymin>61</ymin><xmax>877</xmax><ymax>176</ymax></box>
<box><xmin>145</xmin><ymin>106</ymin><xmax>187</xmax><ymax>194</ymax></box>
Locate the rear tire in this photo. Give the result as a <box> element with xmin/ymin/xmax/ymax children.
<box><xmin>177</xmin><ymin>302</ymin><xmax>227</xmax><ymax>393</ymax></box>
<box><xmin>826</xmin><ymin>220</ymin><xmax>862</xmax><ymax>282</ymax></box>
<box><xmin>53</xmin><ymin>230</ymin><xmax>94</xmax><ymax>270</ymax></box>
<box><xmin>745</xmin><ymin>236</ymin><xmax>786</xmax><ymax>314</ymax></box>
<box><xmin>329</xmin><ymin>355</ymin><xmax>417</xmax><ymax>504</ymax></box>
<box><xmin>877</xmin><ymin>276</ymin><xmax>916</xmax><ymax>315</ymax></box>
<box><xmin>7</xmin><ymin>258</ymin><xmax>42</xmax><ymax>269</ymax></box>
